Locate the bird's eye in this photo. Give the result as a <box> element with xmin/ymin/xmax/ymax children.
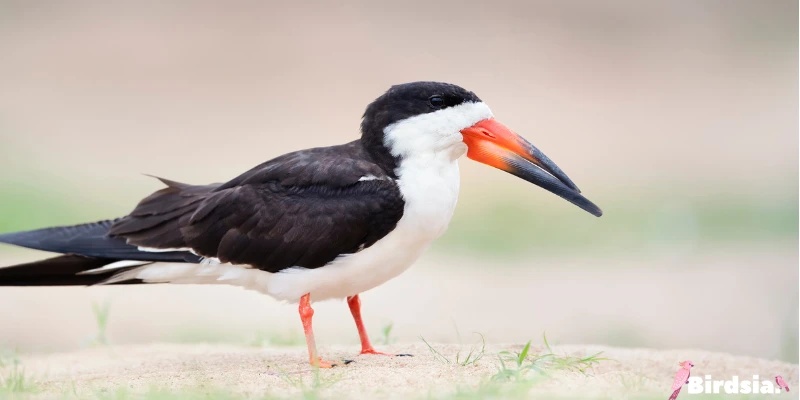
<box><xmin>429</xmin><ymin>96</ymin><xmax>445</xmax><ymax>108</ymax></box>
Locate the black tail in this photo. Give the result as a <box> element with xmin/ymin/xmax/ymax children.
<box><xmin>0</xmin><ymin>220</ymin><xmax>200</xmax><ymax>286</ymax></box>
<box><xmin>0</xmin><ymin>254</ymin><xmax>145</xmax><ymax>286</ymax></box>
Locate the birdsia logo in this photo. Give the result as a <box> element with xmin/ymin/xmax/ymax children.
<box><xmin>686</xmin><ymin>375</ymin><xmax>784</xmax><ymax>395</ymax></box>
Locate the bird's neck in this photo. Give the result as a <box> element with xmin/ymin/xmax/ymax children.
<box><xmin>359</xmin><ymin>128</ymin><xmax>400</xmax><ymax>179</ymax></box>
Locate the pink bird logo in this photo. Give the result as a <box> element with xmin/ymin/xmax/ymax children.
<box><xmin>776</xmin><ymin>375</ymin><xmax>790</xmax><ymax>392</ymax></box>
<box><xmin>669</xmin><ymin>360</ymin><xmax>694</xmax><ymax>400</ymax></box>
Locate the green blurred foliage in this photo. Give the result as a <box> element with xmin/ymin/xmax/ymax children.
<box><xmin>436</xmin><ymin>194</ymin><xmax>797</xmax><ymax>258</ymax></box>
<box><xmin>0</xmin><ymin>179</ymin><xmax>118</xmax><ymax>234</ymax></box>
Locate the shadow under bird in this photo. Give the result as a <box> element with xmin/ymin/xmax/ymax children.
<box><xmin>0</xmin><ymin>82</ymin><xmax>601</xmax><ymax>367</ymax></box>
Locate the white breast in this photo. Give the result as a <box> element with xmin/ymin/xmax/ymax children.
<box><xmin>263</xmin><ymin>144</ymin><xmax>465</xmax><ymax>301</ymax></box>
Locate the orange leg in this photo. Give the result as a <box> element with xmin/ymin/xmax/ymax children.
<box><xmin>347</xmin><ymin>294</ymin><xmax>393</xmax><ymax>356</ymax></box>
<box><xmin>299</xmin><ymin>293</ymin><xmax>337</xmax><ymax>368</ymax></box>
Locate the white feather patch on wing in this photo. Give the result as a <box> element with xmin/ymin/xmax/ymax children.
<box><xmin>358</xmin><ymin>175</ymin><xmax>391</xmax><ymax>182</ymax></box>
<box><xmin>137</xmin><ymin>246</ymin><xmax>197</xmax><ymax>254</ymax></box>
<box><xmin>78</xmin><ymin>260</ymin><xmax>149</xmax><ymax>275</ymax></box>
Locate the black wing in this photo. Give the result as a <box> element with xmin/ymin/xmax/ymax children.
<box><xmin>109</xmin><ymin>140</ymin><xmax>405</xmax><ymax>272</ymax></box>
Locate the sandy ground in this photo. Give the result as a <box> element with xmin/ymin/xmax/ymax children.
<box><xmin>6</xmin><ymin>343</ymin><xmax>799</xmax><ymax>399</ymax></box>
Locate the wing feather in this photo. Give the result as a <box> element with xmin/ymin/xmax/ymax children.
<box><xmin>110</xmin><ymin>141</ymin><xmax>404</xmax><ymax>272</ymax></box>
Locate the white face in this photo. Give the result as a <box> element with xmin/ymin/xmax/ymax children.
<box><xmin>382</xmin><ymin>101</ymin><xmax>494</xmax><ymax>161</ymax></box>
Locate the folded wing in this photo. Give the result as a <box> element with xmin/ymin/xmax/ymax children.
<box><xmin>110</xmin><ymin>141</ymin><xmax>404</xmax><ymax>272</ymax></box>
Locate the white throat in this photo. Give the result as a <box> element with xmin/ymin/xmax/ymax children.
<box><xmin>382</xmin><ymin>101</ymin><xmax>494</xmax><ymax>239</ymax></box>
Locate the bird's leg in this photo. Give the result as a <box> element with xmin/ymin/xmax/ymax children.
<box><xmin>347</xmin><ymin>294</ymin><xmax>393</xmax><ymax>356</ymax></box>
<box><xmin>299</xmin><ymin>293</ymin><xmax>336</xmax><ymax>368</ymax></box>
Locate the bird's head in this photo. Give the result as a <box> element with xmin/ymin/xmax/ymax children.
<box><xmin>361</xmin><ymin>81</ymin><xmax>602</xmax><ymax>217</ymax></box>
<box><xmin>679</xmin><ymin>360</ymin><xmax>695</xmax><ymax>369</ymax></box>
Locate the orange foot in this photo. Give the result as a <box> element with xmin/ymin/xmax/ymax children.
<box><xmin>310</xmin><ymin>357</ymin><xmax>338</xmax><ymax>368</ymax></box>
<box><xmin>360</xmin><ymin>348</ymin><xmax>413</xmax><ymax>357</ymax></box>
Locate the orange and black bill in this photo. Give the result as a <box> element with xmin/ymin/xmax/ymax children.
<box><xmin>461</xmin><ymin>118</ymin><xmax>602</xmax><ymax>217</ymax></box>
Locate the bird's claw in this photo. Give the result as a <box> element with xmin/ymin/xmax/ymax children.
<box><xmin>360</xmin><ymin>349</ymin><xmax>393</xmax><ymax>356</ymax></box>
<box><xmin>359</xmin><ymin>349</ymin><xmax>413</xmax><ymax>357</ymax></box>
<box><xmin>310</xmin><ymin>357</ymin><xmax>338</xmax><ymax>368</ymax></box>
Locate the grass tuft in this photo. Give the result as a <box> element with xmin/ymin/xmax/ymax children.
<box><xmin>493</xmin><ymin>332</ymin><xmax>610</xmax><ymax>381</ymax></box>
<box><xmin>380</xmin><ymin>322</ymin><xmax>395</xmax><ymax>346</ymax></box>
<box><xmin>421</xmin><ymin>337</ymin><xmax>450</xmax><ymax>365</ymax></box>
<box><xmin>421</xmin><ymin>333</ymin><xmax>485</xmax><ymax>366</ymax></box>
<box><xmin>0</xmin><ymin>354</ymin><xmax>37</xmax><ymax>394</ymax></box>
<box><xmin>91</xmin><ymin>300</ymin><xmax>112</xmax><ymax>346</ymax></box>
<box><xmin>277</xmin><ymin>366</ymin><xmax>341</xmax><ymax>400</ymax></box>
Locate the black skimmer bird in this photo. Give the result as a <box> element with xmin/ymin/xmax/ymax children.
<box><xmin>0</xmin><ymin>82</ymin><xmax>601</xmax><ymax>367</ymax></box>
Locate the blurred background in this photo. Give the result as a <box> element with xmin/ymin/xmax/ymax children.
<box><xmin>0</xmin><ymin>1</ymin><xmax>796</xmax><ymax>362</ymax></box>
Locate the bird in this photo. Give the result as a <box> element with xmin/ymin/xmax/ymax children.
<box><xmin>0</xmin><ymin>81</ymin><xmax>602</xmax><ymax>368</ymax></box>
<box><xmin>776</xmin><ymin>375</ymin><xmax>789</xmax><ymax>392</ymax></box>
<box><xmin>669</xmin><ymin>360</ymin><xmax>694</xmax><ymax>400</ymax></box>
